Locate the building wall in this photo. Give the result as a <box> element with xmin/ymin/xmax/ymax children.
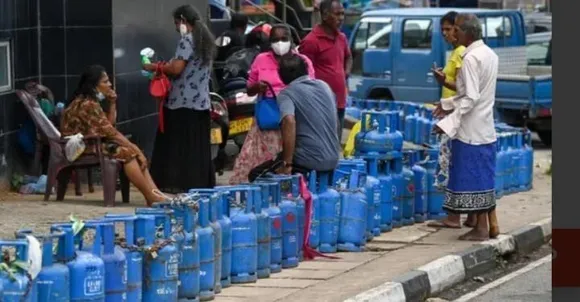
<box><xmin>0</xmin><ymin>0</ymin><xmax>209</xmax><ymax>186</ymax></box>
<box><xmin>0</xmin><ymin>0</ymin><xmax>40</xmax><ymax>183</ymax></box>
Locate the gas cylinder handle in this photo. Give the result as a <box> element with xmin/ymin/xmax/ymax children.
<box><xmin>0</xmin><ymin>239</ymin><xmax>30</xmax><ymax>263</ymax></box>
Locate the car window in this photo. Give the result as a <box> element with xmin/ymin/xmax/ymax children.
<box><xmin>527</xmin><ymin>41</ymin><xmax>550</xmax><ymax>65</ymax></box>
<box><xmin>402</xmin><ymin>19</ymin><xmax>432</xmax><ymax>49</ymax></box>
<box><xmin>368</xmin><ymin>22</ymin><xmax>392</xmax><ymax>49</ymax></box>
<box><xmin>483</xmin><ymin>16</ymin><xmax>512</xmax><ymax>38</ymax></box>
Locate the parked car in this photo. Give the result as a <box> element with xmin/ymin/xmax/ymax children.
<box><xmin>347</xmin><ymin>8</ymin><xmax>552</xmax><ymax>145</ymax></box>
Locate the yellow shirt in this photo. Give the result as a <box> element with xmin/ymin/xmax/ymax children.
<box><xmin>441</xmin><ymin>45</ymin><xmax>466</xmax><ymax>99</ymax></box>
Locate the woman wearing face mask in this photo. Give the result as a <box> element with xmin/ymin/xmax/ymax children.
<box><xmin>229</xmin><ymin>24</ymin><xmax>315</xmax><ymax>184</ymax></box>
<box><xmin>60</xmin><ymin>65</ymin><xmax>167</xmax><ymax>206</ymax></box>
<box><xmin>142</xmin><ymin>4</ymin><xmax>217</xmax><ymax>192</ymax></box>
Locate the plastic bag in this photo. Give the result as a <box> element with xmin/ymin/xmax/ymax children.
<box><xmin>64</xmin><ymin>133</ymin><xmax>86</xmax><ymax>162</ymax></box>
<box><xmin>25</xmin><ymin>235</ymin><xmax>42</xmax><ymax>279</ymax></box>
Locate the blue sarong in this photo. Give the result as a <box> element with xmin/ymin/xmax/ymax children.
<box><xmin>443</xmin><ymin>139</ymin><xmax>497</xmax><ymax>214</ymax></box>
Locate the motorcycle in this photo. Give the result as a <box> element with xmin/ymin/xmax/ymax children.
<box><xmin>210</xmin><ymin>92</ymin><xmax>230</xmax><ymax>175</ymax></box>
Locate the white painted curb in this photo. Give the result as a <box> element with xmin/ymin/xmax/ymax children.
<box><xmin>417</xmin><ymin>255</ymin><xmax>466</xmax><ymax>295</ymax></box>
<box><xmin>345</xmin><ymin>218</ymin><xmax>552</xmax><ymax>302</ymax></box>
<box><xmin>480</xmin><ymin>234</ymin><xmax>516</xmax><ymax>255</ymax></box>
<box><xmin>344</xmin><ymin>282</ymin><xmax>406</xmax><ymax>302</ymax></box>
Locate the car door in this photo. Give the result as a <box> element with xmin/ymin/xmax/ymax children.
<box><xmin>392</xmin><ymin>17</ymin><xmax>439</xmax><ymax>103</ymax></box>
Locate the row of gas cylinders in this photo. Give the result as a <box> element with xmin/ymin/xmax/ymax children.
<box><xmin>0</xmin><ymin>142</ymin><xmax>533</xmax><ymax>302</ymax></box>
<box><xmin>351</xmin><ymin>107</ymin><xmax>440</xmax><ymax>155</ymax></box>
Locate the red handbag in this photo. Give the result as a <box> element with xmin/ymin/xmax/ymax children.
<box><xmin>149</xmin><ymin>62</ymin><xmax>171</xmax><ymax>133</ymax></box>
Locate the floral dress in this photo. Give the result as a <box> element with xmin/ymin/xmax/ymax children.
<box><xmin>60</xmin><ymin>98</ymin><xmax>138</xmax><ymax>162</ymax></box>
<box><xmin>229</xmin><ymin>51</ymin><xmax>315</xmax><ymax>184</ymax></box>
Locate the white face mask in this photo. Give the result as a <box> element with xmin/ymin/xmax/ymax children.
<box><xmin>271</xmin><ymin>41</ymin><xmax>291</xmax><ymax>56</ymax></box>
<box><xmin>96</xmin><ymin>92</ymin><xmax>105</xmax><ymax>101</ymax></box>
<box><xmin>179</xmin><ymin>23</ymin><xmax>188</xmax><ymax>36</ymax></box>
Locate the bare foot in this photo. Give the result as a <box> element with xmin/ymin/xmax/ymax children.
<box><xmin>458</xmin><ymin>229</ymin><xmax>489</xmax><ymax>241</ymax></box>
<box><xmin>489</xmin><ymin>226</ymin><xmax>500</xmax><ymax>239</ymax></box>
<box><xmin>427</xmin><ymin>219</ymin><xmax>461</xmax><ymax>229</ymax></box>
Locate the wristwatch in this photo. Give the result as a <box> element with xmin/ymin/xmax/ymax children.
<box><xmin>283</xmin><ymin>160</ymin><xmax>292</xmax><ymax>168</ymax></box>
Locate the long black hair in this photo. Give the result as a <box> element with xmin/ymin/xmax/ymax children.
<box><xmin>441</xmin><ymin>11</ymin><xmax>458</xmax><ymax>26</ymax></box>
<box><xmin>173</xmin><ymin>5</ymin><xmax>216</xmax><ymax>66</ymax></box>
<box><xmin>70</xmin><ymin>64</ymin><xmax>106</xmax><ymax>103</ymax></box>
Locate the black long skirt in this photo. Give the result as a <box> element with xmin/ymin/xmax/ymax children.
<box><xmin>150</xmin><ymin>107</ymin><xmax>216</xmax><ymax>193</ymax></box>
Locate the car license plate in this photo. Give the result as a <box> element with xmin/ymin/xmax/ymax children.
<box><xmin>210</xmin><ymin>128</ymin><xmax>223</xmax><ymax>144</ymax></box>
<box><xmin>229</xmin><ymin>117</ymin><xmax>253</xmax><ymax>135</ymax></box>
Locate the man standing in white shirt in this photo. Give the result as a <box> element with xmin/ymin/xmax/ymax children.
<box><xmin>432</xmin><ymin>13</ymin><xmax>499</xmax><ymax>241</ymax></box>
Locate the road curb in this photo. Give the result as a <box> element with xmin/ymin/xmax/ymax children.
<box><xmin>344</xmin><ymin>218</ymin><xmax>552</xmax><ymax>302</ymax></box>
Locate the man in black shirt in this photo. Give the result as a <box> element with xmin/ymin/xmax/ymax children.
<box><xmin>216</xmin><ymin>13</ymin><xmax>249</xmax><ymax>62</ymax></box>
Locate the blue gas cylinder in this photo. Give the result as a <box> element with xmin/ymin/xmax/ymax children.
<box><xmin>307</xmin><ymin>171</ymin><xmax>321</xmax><ymax>250</ymax></box>
<box><xmin>401</xmin><ymin>151</ymin><xmax>416</xmax><ymax>226</ymax></box>
<box><xmin>218</xmin><ymin>186</ymin><xmax>259</xmax><ymax>283</ymax></box>
<box><xmin>290</xmin><ymin>174</ymin><xmax>306</xmax><ymax>261</ymax></box>
<box><xmin>515</xmin><ymin>131</ymin><xmax>527</xmax><ymax>191</ymax></box>
<box><xmin>336</xmin><ymin>160</ymin><xmax>372</xmax><ymax>242</ymax></box>
<box><xmin>254</xmin><ymin>180</ymin><xmax>283</xmax><ymax>273</ymax></box>
<box><xmin>217</xmin><ymin>191</ymin><xmax>233</xmax><ymax>287</ymax></box>
<box><xmin>318</xmin><ymin>172</ymin><xmax>341</xmax><ymax>253</ymax></box>
<box><xmin>276</xmin><ymin>176</ymin><xmax>299</xmax><ymax>268</ymax></box>
<box><xmin>133</xmin><ymin>209</ymin><xmax>180</xmax><ymax>302</ymax></box>
<box><xmin>495</xmin><ymin>134</ymin><xmax>505</xmax><ymax>198</ymax></box>
<box><xmin>336</xmin><ymin>169</ymin><xmax>368</xmax><ymax>252</ymax></box>
<box><xmin>367</xmin><ymin>99</ymin><xmax>380</xmax><ymax>110</ymax></box>
<box><xmin>189</xmin><ymin>189</ymin><xmax>232</xmax><ymax>289</ymax></box>
<box><xmin>390</xmin><ymin>153</ymin><xmax>404</xmax><ymax>227</ymax></box>
<box><xmin>422</xmin><ymin>108</ymin><xmax>434</xmax><ymax>145</ymax></box>
<box><xmin>0</xmin><ymin>240</ymin><xmax>38</xmax><ymax>302</ymax></box>
<box><xmin>504</xmin><ymin>132</ymin><xmax>516</xmax><ymax>194</ymax></box>
<box><xmin>510</xmin><ymin>132</ymin><xmax>522</xmax><ymax>193</ymax></box>
<box><xmin>378</xmin><ymin>99</ymin><xmax>389</xmax><ymax>111</ymax></box>
<box><xmin>500</xmin><ymin>133</ymin><xmax>510</xmax><ymax>194</ymax></box>
<box><xmin>101</xmin><ymin>214</ymin><xmax>144</xmax><ymax>302</ymax></box>
<box><xmin>355</xmin><ymin>111</ymin><xmax>390</xmax><ymax>155</ymax></box>
<box><xmin>208</xmin><ymin>194</ymin><xmax>223</xmax><ymax>293</ymax></box>
<box><xmin>150</xmin><ymin>200</ymin><xmax>200</xmax><ymax>302</ymax></box>
<box><xmin>364</xmin><ymin>154</ymin><xmax>382</xmax><ymax>237</ymax></box>
<box><xmin>398</xmin><ymin>103</ymin><xmax>406</xmax><ymax>132</ymax></box>
<box><xmin>411</xmin><ymin>151</ymin><xmax>428</xmax><ymax>223</ymax></box>
<box><xmin>378</xmin><ymin>158</ymin><xmax>394</xmax><ymax>232</ymax></box>
<box><xmin>522</xmin><ymin>130</ymin><xmax>534</xmax><ymax>190</ymax></box>
<box><xmin>79</xmin><ymin>221</ymin><xmax>128</xmax><ymax>302</ymax></box>
<box><xmin>427</xmin><ymin>117</ymin><xmax>439</xmax><ymax>146</ymax></box>
<box><xmin>405</xmin><ymin>111</ymin><xmax>417</xmax><ymax>143</ymax></box>
<box><xmin>415</xmin><ymin>109</ymin><xmax>426</xmax><ymax>146</ymax></box>
<box><xmin>196</xmin><ymin>199</ymin><xmax>217</xmax><ymax>300</ymax></box>
<box><xmin>424</xmin><ymin>149</ymin><xmax>447</xmax><ymax>220</ymax></box>
<box><xmin>51</xmin><ymin>225</ymin><xmax>105</xmax><ymax>302</ymax></box>
<box><xmin>252</xmin><ymin>183</ymin><xmax>273</xmax><ymax>278</ymax></box>
<box><xmin>16</xmin><ymin>230</ymin><xmax>69</xmax><ymax>302</ymax></box>
<box><xmin>386</xmin><ymin>111</ymin><xmax>404</xmax><ymax>151</ymax></box>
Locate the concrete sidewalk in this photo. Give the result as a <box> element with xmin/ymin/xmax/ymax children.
<box><xmin>0</xmin><ymin>150</ymin><xmax>551</xmax><ymax>302</ymax></box>
<box><xmin>211</xmin><ymin>151</ymin><xmax>551</xmax><ymax>302</ymax></box>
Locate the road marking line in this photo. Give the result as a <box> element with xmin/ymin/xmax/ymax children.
<box><xmin>452</xmin><ymin>255</ymin><xmax>551</xmax><ymax>302</ymax></box>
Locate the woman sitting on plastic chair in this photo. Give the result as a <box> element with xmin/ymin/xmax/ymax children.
<box><xmin>60</xmin><ymin>65</ymin><xmax>169</xmax><ymax>206</ymax></box>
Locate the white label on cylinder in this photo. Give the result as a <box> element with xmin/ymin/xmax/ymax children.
<box><xmin>166</xmin><ymin>254</ymin><xmax>179</xmax><ymax>277</ymax></box>
<box><xmin>84</xmin><ymin>275</ymin><xmax>103</xmax><ymax>296</ymax></box>
<box><xmin>289</xmin><ymin>235</ymin><xmax>296</xmax><ymax>243</ymax></box>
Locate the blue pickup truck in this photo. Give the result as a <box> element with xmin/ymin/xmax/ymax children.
<box><xmin>347</xmin><ymin>8</ymin><xmax>553</xmax><ymax>146</ymax></box>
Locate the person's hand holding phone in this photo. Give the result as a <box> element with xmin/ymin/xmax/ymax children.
<box><xmin>431</xmin><ymin>62</ymin><xmax>446</xmax><ymax>85</ymax></box>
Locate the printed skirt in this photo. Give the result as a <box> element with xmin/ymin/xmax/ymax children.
<box><xmin>442</xmin><ymin>139</ymin><xmax>497</xmax><ymax>214</ymax></box>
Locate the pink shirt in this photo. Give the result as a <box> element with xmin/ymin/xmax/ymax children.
<box><xmin>247</xmin><ymin>51</ymin><xmax>316</xmax><ymax>97</ymax></box>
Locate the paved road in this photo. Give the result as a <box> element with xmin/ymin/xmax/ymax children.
<box><xmin>469</xmin><ymin>261</ymin><xmax>551</xmax><ymax>302</ymax></box>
